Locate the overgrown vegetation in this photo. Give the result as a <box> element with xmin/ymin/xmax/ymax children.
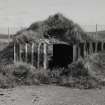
<box><xmin>0</xmin><ymin>62</ymin><xmax>50</xmax><ymax>88</ymax></box>
<box><xmin>0</xmin><ymin>58</ymin><xmax>104</xmax><ymax>89</ymax></box>
<box><xmin>0</xmin><ymin>13</ymin><xmax>90</xmax><ymax>64</ymax></box>
<box><xmin>0</xmin><ymin>13</ymin><xmax>104</xmax><ymax>89</ymax></box>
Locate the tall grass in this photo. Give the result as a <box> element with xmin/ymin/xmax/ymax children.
<box><xmin>0</xmin><ymin>60</ymin><xmax>103</xmax><ymax>89</ymax></box>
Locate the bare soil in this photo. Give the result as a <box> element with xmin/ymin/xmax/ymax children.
<box><xmin>0</xmin><ymin>85</ymin><xmax>105</xmax><ymax>105</ymax></box>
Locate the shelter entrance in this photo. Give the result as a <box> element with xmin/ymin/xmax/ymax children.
<box><xmin>50</xmin><ymin>44</ymin><xmax>73</xmax><ymax>68</ymax></box>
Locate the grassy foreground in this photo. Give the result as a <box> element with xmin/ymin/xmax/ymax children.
<box><xmin>0</xmin><ymin>56</ymin><xmax>105</xmax><ymax>89</ymax></box>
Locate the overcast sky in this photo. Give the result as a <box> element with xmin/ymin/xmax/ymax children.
<box><xmin>0</xmin><ymin>0</ymin><xmax>105</xmax><ymax>33</ymax></box>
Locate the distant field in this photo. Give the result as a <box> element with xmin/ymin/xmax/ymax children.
<box><xmin>0</xmin><ymin>39</ymin><xmax>12</xmax><ymax>43</ymax></box>
<box><xmin>0</xmin><ymin>34</ymin><xmax>9</xmax><ymax>39</ymax></box>
<box><xmin>0</xmin><ymin>42</ymin><xmax>9</xmax><ymax>51</ymax></box>
<box><xmin>0</xmin><ymin>34</ymin><xmax>12</xmax><ymax>39</ymax></box>
<box><xmin>0</xmin><ymin>34</ymin><xmax>12</xmax><ymax>51</ymax></box>
<box><xmin>87</xmin><ymin>30</ymin><xmax>105</xmax><ymax>41</ymax></box>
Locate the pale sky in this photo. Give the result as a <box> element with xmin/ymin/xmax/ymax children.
<box><xmin>0</xmin><ymin>0</ymin><xmax>105</xmax><ymax>33</ymax></box>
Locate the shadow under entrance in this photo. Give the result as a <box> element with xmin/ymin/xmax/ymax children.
<box><xmin>49</xmin><ymin>44</ymin><xmax>73</xmax><ymax>68</ymax></box>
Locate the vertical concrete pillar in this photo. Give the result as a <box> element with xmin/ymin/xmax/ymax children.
<box><xmin>77</xmin><ymin>43</ymin><xmax>80</xmax><ymax>59</ymax></box>
<box><xmin>43</xmin><ymin>43</ymin><xmax>47</xmax><ymax>69</ymax></box>
<box><xmin>31</xmin><ymin>43</ymin><xmax>34</xmax><ymax>66</ymax></box>
<box><xmin>101</xmin><ymin>41</ymin><xmax>104</xmax><ymax>51</ymax></box>
<box><xmin>14</xmin><ymin>43</ymin><xmax>16</xmax><ymax>63</ymax></box>
<box><xmin>19</xmin><ymin>44</ymin><xmax>22</xmax><ymax>62</ymax></box>
<box><xmin>103</xmin><ymin>42</ymin><xmax>105</xmax><ymax>51</ymax></box>
<box><xmin>73</xmin><ymin>44</ymin><xmax>77</xmax><ymax>62</ymax></box>
<box><xmin>84</xmin><ymin>42</ymin><xmax>87</xmax><ymax>57</ymax></box>
<box><xmin>37</xmin><ymin>43</ymin><xmax>41</xmax><ymax>69</ymax></box>
<box><xmin>25</xmin><ymin>43</ymin><xmax>28</xmax><ymax>63</ymax></box>
<box><xmin>91</xmin><ymin>42</ymin><xmax>93</xmax><ymax>53</ymax></box>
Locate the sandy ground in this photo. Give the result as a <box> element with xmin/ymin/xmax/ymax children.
<box><xmin>0</xmin><ymin>85</ymin><xmax>105</xmax><ymax>105</ymax></box>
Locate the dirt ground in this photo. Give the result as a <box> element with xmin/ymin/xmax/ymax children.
<box><xmin>0</xmin><ymin>85</ymin><xmax>105</xmax><ymax>105</ymax></box>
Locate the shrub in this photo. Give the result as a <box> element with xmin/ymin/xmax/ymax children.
<box><xmin>0</xmin><ymin>73</ymin><xmax>16</xmax><ymax>88</ymax></box>
<box><xmin>53</xmin><ymin>59</ymin><xmax>100</xmax><ymax>89</ymax></box>
<box><xmin>33</xmin><ymin>68</ymin><xmax>51</xmax><ymax>84</ymax></box>
<box><xmin>0</xmin><ymin>62</ymin><xmax>52</xmax><ymax>88</ymax></box>
<box><xmin>0</xmin><ymin>58</ymin><xmax>104</xmax><ymax>89</ymax></box>
<box><xmin>0</xmin><ymin>62</ymin><xmax>40</xmax><ymax>88</ymax></box>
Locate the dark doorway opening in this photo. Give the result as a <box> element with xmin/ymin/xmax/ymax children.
<box><xmin>97</xmin><ymin>42</ymin><xmax>101</xmax><ymax>52</ymax></box>
<box><xmin>49</xmin><ymin>44</ymin><xmax>73</xmax><ymax>68</ymax></box>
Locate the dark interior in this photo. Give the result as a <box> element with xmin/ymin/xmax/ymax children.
<box><xmin>49</xmin><ymin>44</ymin><xmax>73</xmax><ymax>68</ymax></box>
<box><xmin>79</xmin><ymin>43</ymin><xmax>84</xmax><ymax>58</ymax></box>
<box><xmin>97</xmin><ymin>42</ymin><xmax>102</xmax><ymax>52</ymax></box>
<box><xmin>93</xmin><ymin>42</ymin><xmax>96</xmax><ymax>53</ymax></box>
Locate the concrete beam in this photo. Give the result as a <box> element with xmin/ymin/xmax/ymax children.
<box><xmin>43</xmin><ymin>43</ymin><xmax>47</xmax><ymax>69</ymax></box>
<box><xmin>89</xmin><ymin>42</ymin><xmax>93</xmax><ymax>54</ymax></box>
<box><xmin>101</xmin><ymin>41</ymin><xmax>104</xmax><ymax>51</ymax></box>
<box><xmin>19</xmin><ymin>44</ymin><xmax>22</xmax><ymax>62</ymax></box>
<box><xmin>73</xmin><ymin>44</ymin><xmax>77</xmax><ymax>62</ymax></box>
<box><xmin>83</xmin><ymin>42</ymin><xmax>87</xmax><ymax>57</ymax></box>
<box><xmin>31</xmin><ymin>43</ymin><xmax>34</xmax><ymax>66</ymax></box>
<box><xmin>77</xmin><ymin>44</ymin><xmax>80</xmax><ymax>59</ymax></box>
<box><xmin>37</xmin><ymin>43</ymin><xmax>41</xmax><ymax>69</ymax></box>
<box><xmin>25</xmin><ymin>43</ymin><xmax>28</xmax><ymax>63</ymax></box>
<box><xmin>14</xmin><ymin>43</ymin><xmax>16</xmax><ymax>63</ymax></box>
